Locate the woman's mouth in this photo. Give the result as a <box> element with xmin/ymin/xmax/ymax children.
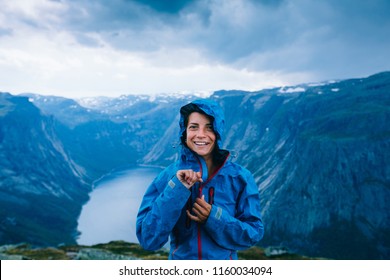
<box><xmin>194</xmin><ymin>141</ymin><xmax>209</xmax><ymax>146</ymax></box>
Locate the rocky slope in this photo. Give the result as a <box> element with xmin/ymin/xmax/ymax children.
<box><xmin>220</xmin><ymin>72</ymin><xmax>390</xmax><ymax>259</ymax></box>
<box><xmin>0</xmin><ymin>93</ymin><xmax>90</xmax><ymax>246</ymax></box>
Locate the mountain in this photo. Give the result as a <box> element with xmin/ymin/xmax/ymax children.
<box><xmin>0</xmin><ymin>93</ymin><xmax>90</xmax><ymax>246</ymax></box>
<box><xmin>22</xmin><ymin>93</ymin><xmax>106</xmax><ymax>127</ymax></box>
<box><xmin>216</xmin><ymin>72</ymin><xmax>390</xmax><ymax>259</ymax></box>
<box><xmin>2</xmin><ymin>71</ymin><xmax>389</xmax><ymax>259</ymax></box>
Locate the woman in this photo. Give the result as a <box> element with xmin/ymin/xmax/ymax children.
<box><xmin>136</xmin><ymin>99</ymin><xmax>264</xmax><ymax>259</ymax></box>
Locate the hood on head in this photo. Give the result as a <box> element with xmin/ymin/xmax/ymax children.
<box><xmin>179</xmin><ymin>99</ymin><xmax>225</xmax><ymax>148</ymax></box>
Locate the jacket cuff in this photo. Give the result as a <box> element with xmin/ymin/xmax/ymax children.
<box><xmin>205</xmin><ymin>205</ymin><xmax>224</xmax><ymax>230</ymax></box>
<box><xmin>166</xmin><ymin>176</ymin><xmax>190</xmax><ymax>197</ymax></box>
<box><xmin>169</xmin><ymin>175</ymin><xmax>184</xmax><ymax>189</ymax></box>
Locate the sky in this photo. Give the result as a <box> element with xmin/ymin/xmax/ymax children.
<box><xmin>0</xmin><ymin>0</ymin><xmax>389</xmax><ymax>98</ymax></box>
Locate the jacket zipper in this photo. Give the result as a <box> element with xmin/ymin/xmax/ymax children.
<box><xmin>194</xmin><ymin>154</ymin><xmax>229</xmax><ymax>260</ymax></box>
<box><xmin>197</xmin><ymin>185</ymin><xmax>203</xmax><ymax>260</ymax></box>
<box><xmin>197</xmin><ymin>157</ymin><xmax>204</xmax><ymax>260</ymax></box>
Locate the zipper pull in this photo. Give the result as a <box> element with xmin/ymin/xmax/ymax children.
<box><xmin>208</xmin><ymin>187</ymin><xmax>215</xmax><ymax>205</ymax></box>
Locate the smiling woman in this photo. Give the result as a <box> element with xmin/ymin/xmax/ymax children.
<box><xmin>136</xmin><ymin>99</ymin><xmax>264</xmax><ymax>260</ymax></box>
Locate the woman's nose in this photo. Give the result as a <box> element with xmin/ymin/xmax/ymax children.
<box><xmin>197</xmin><ymin>128</ymin><xmax>206</xmax><ymax>137</ymax></box>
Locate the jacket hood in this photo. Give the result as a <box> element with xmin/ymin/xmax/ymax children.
<box><xmin>179</xmin><ymin>99</ymin><xmax>225</xmax><ymax>148</ymax></box>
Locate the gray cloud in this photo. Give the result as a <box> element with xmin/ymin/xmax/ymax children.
<box><xmin>59</xmin><ymin>0</ymin><xmax>194</xmax><ymax>50</ymax></box>
<box><xmin>55</xmin><ymin>0</ymin><xmax>390</xmax><ymax>79</ymax></box>
<box><xmin>131</xmin><ymin>0</ymin><xmax>195</xmax><ymax>13</ymax></box>
<box><xmin>1</xmin><ymin>0</ymin><xmax>389</xmax><ymax>97</ymax></box>
<box><xmin>185</xmin><ymin>0</ymin><xmax>390</xmax><ymax>79</ymax></box>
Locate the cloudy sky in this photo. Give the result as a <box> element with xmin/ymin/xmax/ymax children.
<box><xmin>0</xmin><ymin>0</ymin><xmax>389</xmax><ymax>98</ymax></box>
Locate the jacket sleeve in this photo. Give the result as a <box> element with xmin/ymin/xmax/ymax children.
<box><xmin>203</xmin><ymin>171</ymin><xmax>264</xmax><ymax>251</ymax></box>
<box><xmin>136</xmin><ymin>173</ymin><xmax>190</xmax><ymax>251</ymax></box>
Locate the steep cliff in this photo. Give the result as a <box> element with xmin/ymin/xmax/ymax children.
<box><xmin>0</xmin><ymin>93</ymin><xmax>89</xmax><ymax>246</ymax></box>
<box><xmin>218</xmin><ymin>72</ymin><xmax>390</xmax><ymax>259</ymax></box>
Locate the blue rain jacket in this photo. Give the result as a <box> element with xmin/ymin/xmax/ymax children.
<box><xmin>136</xmin><ymin>99</ymin><xmax>264</xmax><ymax>259</ymax></box>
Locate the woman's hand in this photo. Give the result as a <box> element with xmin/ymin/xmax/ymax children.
<box><xmin>176</xmin><ymin>169</ymin><xmax>203</xmax><ymax>189</ymax></box>
<box><xmin>187</xmin><ymin>195</ymin><xmax>211</xmax><ymax>223</ymax></box>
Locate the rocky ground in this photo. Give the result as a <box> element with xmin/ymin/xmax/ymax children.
<box><xmin>0</xmin><ymin>240</ymin><xmax>316</xmax><ymax>260</ymax></box>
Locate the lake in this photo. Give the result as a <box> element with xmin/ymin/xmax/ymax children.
<box><xmin>77</xmin><ymin>166</ymin><xmax>162</xmax><ymax>246</ymax></box>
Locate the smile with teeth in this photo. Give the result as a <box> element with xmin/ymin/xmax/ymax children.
<box><xmin>194</xmin><ymin>141</ymin><xmax>209</xmax><ymax>146</ymax></box>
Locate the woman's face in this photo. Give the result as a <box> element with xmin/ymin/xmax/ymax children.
<box><xmin>186</xmin><ymin>112</ymin><xmax>216</xmax><ymax>160</ymax></box>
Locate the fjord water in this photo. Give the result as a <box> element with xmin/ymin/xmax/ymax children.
<box><xmin>77</xmin><ymin>166</ymin><xmax>162</xmax><ymax>245</ymax></box>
